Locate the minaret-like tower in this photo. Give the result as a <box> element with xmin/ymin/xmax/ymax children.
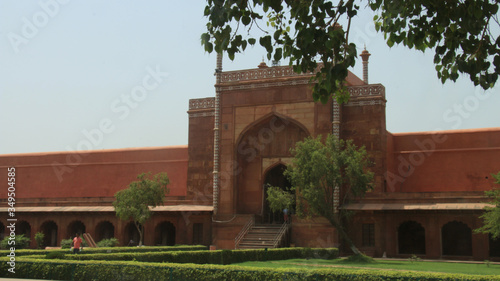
<box><xmin>360</xmin><ymin>47</ymin><xmax>371</xmax><ymax>84</ymax></box>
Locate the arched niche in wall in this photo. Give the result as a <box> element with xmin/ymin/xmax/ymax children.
<box><xmin>235</xmin><ymin>113</ymin><xmax>308</xmax><ymax>217</ymax></box>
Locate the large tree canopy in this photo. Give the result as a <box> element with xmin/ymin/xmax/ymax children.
<box><xmin>113</xmin><ymin>172</ymin><xmax>170</xmax><ymax>246</ymax></box>
<box><xmin>279</xmin><ymin>135</ymin><xmax>373</xmax><ymax>254</ymax></box>
<box><xmin>201</xmin><ymin>0</ymin><xmax>500</xmax><ymax>103</ymax></box>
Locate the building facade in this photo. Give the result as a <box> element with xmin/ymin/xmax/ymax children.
<box><xmin>1</xmin><ymin>57</ymin><xmax>499</xmax><ymax>260</ymax></box>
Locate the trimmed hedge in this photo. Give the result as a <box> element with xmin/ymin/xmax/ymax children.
<box><xmin>0</xmin><ymin>245</ymin><xmax>207</xmax><ymax>257</ymax></box>
<box><xmin>60</xmin><ymin>247</ymin><xmax>339</xmax><ymax>264</ymax></box>
<box><xmin>1</xmin><ymin>258</ymin><xmax>499</xmax><ymax>281</ymax></box>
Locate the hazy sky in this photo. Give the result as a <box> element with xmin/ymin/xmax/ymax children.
<box><xmin>1</xmin><ymin>1</ymin><xmax>499</xmax><ymax>155</ymax></box>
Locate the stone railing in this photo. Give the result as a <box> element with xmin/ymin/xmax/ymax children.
<box><xmin>234</xmin><ymin>216</ymin><xmax>255</xmax><ymax>249</ymax></box>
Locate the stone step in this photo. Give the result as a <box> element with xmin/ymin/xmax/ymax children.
<box><xmin>238</xmin><ymin>245</ymin><xmax>276</xmax><ymax>249</ymax></box>
<box><xmin>240</xmin><ymin>239</ymin><xmax>274</xmax><ymax>244</ymax></box>
<box><xmin>236</xmin><ymin>224</ymin><xmax>288</xmax><ymax>249</ymax></box>
<box><xmin>253</xmin><ymin>225</ymin><xmax>282</xmax><ymax>229</ymax></box>
<box><xmin>248</xmin><ymin>229</ymin><xmax>281</xmax><ymax>233</ymax></box>
<box><xmin>239</xmin><ymin>242</ymin><xmax>275</xmax><ymax>247</ymax></box>
<box><xmin>245</xmin><ymin>234</ymin><xmax>276</xmax><ymax>239</ymax></box>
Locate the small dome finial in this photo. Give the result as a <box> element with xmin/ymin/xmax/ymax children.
<box><xmin>258</xmin><ymin>58</ymin><xmax>268</xmax><ymax>68</ymax></box>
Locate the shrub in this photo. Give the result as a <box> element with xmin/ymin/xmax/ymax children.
<box><xmin>61</xmin><ymin>247</ymin><xmax>339</xmax><ymax>264</ymax></box>
<box><xmin>34</xmin><ymin>232</ymin><xmax>44</xmax><ymax>249</ymax></box>
<box><xmin>344</xmin><ymin>253</ymin><xmax>375</xmax><ymax>263</ymax></box>
<box><xmin>0</xmin><ymin>234</ymin><xmax>31</xmax><ymax>250</ymax></box>
<box><xmin>60</xmin><ymin>239</ymin><xmax>72</xmax><ymax>249</ymax></box>
<box><xmin>46</xmin><ymin>252</ymin><xmax>66</xmax><ymax>259</ymax></box>
<box><xmin>0</xmin><ymin>245</ymin><xmax>207</xmax><ymax>257</ymax></box>
<box><xmin>96</xmin><ymin>238</ymin><xmax>119</xmax><ymax>247</ymax></box>
<box><xmin>1</xmin><ymin>258</ymin><xmax>500</xmax><ymax>281</ymax></box>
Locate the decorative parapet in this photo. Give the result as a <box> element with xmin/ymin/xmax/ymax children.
<box><xmin>219</xmin><ymin>79</ymin><xmax>310</xmax><ymax>92</ymax></box>
<box><xmin>347</xmin><ymin>84</ymin><xmax>385</xmax><ymax>98</ymax></box>
<box><xmin>189</xmin><ymin>97</ymin><xmax>215</xmax><ymax>110</ymax></box>
<box><xmin>345</xmin><ymin>84</ymin><xmax>386</xmax><ymax>107</ymax></box>
<box><xmin>220</xmin><ymin>65</ymin><xmax>311</xmax><ymax>83</ymax></box>
<box><xmin>188</xmin><ymin>97</ymin><xmax>215</xmax><ymax>118</ymax></box>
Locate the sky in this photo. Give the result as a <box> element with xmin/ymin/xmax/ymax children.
<box><xmin>1</xmin><ymin>0</ymin><xmax>499</xmax><ymax>155</ymax></box>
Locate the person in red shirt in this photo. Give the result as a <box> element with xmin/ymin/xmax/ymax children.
<box><xmin>72</xmin><ymin>233</ymin><xmax>82</xmax><ymax>254</ymax></box>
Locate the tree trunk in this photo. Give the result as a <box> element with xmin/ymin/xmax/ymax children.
<box><xmin>326</xmin><ymin>216</ymin><xmax>361</xmax><ymax>255</ymax></box>
<box><xmin>134</xmin><ymin>222</ymin><xmax>143</xmax><ymax>246</ymax></box>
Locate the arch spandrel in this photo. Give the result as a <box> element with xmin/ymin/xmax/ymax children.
<box><xmin>233</xmin><ymin>102</ymin><xmax>315</xmax><ymax>141</ymax></box>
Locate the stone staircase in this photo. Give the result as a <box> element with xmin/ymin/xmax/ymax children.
<box><xmin>237</xmin><ymin>224</ymin><xmax>287</xmax><ymax>249</ymax></box>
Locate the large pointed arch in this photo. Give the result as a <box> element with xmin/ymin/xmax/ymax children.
<box><xmin>235</xmin><ymin>111</ymin><xmax>311</xmax><ymax>148</ymax></box>
<box><xmin>234</xmin><ymin>113</ymin><xmax>309</xmax><ymax>217</ymax></box>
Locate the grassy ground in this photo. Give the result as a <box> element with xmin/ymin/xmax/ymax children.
<box><xmin>234</xmin><ymin>258</ymin><xmax>500</xmax><ymax>276</ymax></box>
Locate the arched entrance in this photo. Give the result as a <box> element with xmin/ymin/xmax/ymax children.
<box><xmin>0</xmin><ymin>222</ymin><xmax>4</xmax><ymax>240</ymax></box>
<box><xmin>236</xmin><ymin>115</ymin><xmax>308</xmax><ymax>216</ymax></box>
<box><xmin>17</xmin><ymin>221</ymin><xmax>31</xmax><ymax>239</ymax></box>
<box><xmin>442</xmin><ymin>221</ymin><xmax>472</xmax><ymax>256</ymax></box>
<box><xmin>95</xmin><ymin>221</ymin><xmax>114</xmax><ymax>242</ymax></box>
<box><xmin>67</xmin><ymin>220</ymin><xmax>86</xmax><ymax>238</ymax></box>
<box><xmin>263</xmin><ymin>164</ymin><xmax>292</xmax><ymax>224</ymax></box>
<box><xmin>124</xmin><ymin>222</ymin><xmax>142</xmax><ymax>246</ymax></box>
<box><xmin>489</xmin><ymin>234</ymin><xmax>500</xmax><ymax>257</ymax></box>
<box><xmin>154</xmin><ymin>221</ymin><xmax>176</xmax><ymax>246</ymax></box>
<box><xmin>40</xmin><ymin>221</ymin><xmax>58</xmax><ymax>247</ymax></box>
<box><xmin>398</xmin><ymin>221</ymin><xmax>425</xmax><ymax>255</ymax></box>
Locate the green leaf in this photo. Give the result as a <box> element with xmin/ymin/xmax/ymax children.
<box><xmin>274</xmin><ymin>48</ymin><xmax>282</xmax><ymax>62</ymax></box>
<box><xmin>387</xmin><ymin>38</ymin><xmax>394</xmax><ymax>48</ymax></box>
<box><xmin>242</xmin><ymin>15</ymin><xmax>251</xmax><ymax>25</ymax></box>
<box><xmin>205</xmin><ymin>42</ymin><xmax>213</xmax><ymax>53</ymax></box>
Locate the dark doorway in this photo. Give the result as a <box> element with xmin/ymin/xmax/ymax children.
<box><xmin>17</xmin><ymin>221</ymin><xmax>31</xmax><ymax>239</ymax></box>
<box><xmin>0</xmin><ymin>222</ymin><xmax>4</xmax><ymax>240</ymax></box>
<box><xmin>154</xmin><ymin>221</ymin><xmax>176</xmax><ymax>246</ymax></box>
<box><xmin>95</xmin><ymin>221</ymin><xmax>114</xmax><ymax>242</ymax></box>
<box><xmin>489</xmin><ymin>234</ymin><xmax>500</xmax><ymax>257</ymax></box>
<box><xmin>125</xmin><ymin>222</ymin><xmax>142</xmax><ymax>246</ymax></box>
<box><xmin>398</xmin><ymin>221</ymin><xmax>426</xmax><ymax>254</ymax></box>
<box><xmin>193</xmin><ymin>223</ymin><xmax>204</xmax><ymax>245</ymax></box>
<box><xmin>40</xmin><ymin>221</ymin><xmax>58</xmax><ymax>247</ymax></box>
<box><xmin>67</xmin><ymin>220</ymin><xmax>86</xmax><ymax>239</ymax></box>
<box><xmin>442</xmin><ymin>221</ymin><xmax>472</xmax><ymax>256</ymax></box>
<box><xmin>263</xmin><ymin>164</ymin><xmax>292</xmax><ymax>224</ymax></box>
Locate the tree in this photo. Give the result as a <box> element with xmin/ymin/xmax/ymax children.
<box><xmin>266</xmin><ymin>185</ymin><xmax>294</xmax><ymax>213</ymax></box>
<box><xmin>475</xmin><ymin>172</ymin><xmax>500</xmax><ymax>239</ymax></box>
<box><xmin>34</xmin><ymin>232</ymin><xmax>44</xmax><ymax>249</ymax></box>
<box><xmin>113</xmin><ymin>172</ymin><xmax>170</xmax><ymax>246</ymax></box>
<box><xmin>201</xmin><ymin>0</ymin><xmax>499</xmax><ymax>103</ymax></box>
<box><xmin>276</xmin><ymin>134</ymin><xmax>373</xmax><ymax>254</ymax></box>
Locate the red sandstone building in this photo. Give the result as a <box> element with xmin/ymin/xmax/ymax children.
<box><xmin>1</xmin><ymin>54</ymin><xmax>499</xmax><ymax>260</ymax></box>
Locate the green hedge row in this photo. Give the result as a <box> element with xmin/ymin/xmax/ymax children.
<box><xmin>1</xmin><ymin>258</ymin><xmax>499</xmax><ymax>281</ymax></box>
<box><xmin>60</xmin><ymin>247</ymin><xmax>338</xmax><ymax>264</ymax></box>
<box><xmin>0</xmin><ymin>245</ymin><xmax>207</xmax><ymax>256</ymax></box>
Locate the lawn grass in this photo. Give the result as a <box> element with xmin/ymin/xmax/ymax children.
<box><xmin>234</xmin><ymin>258</ymin><xmax>500</xmax><ymax>276</ymax></box>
